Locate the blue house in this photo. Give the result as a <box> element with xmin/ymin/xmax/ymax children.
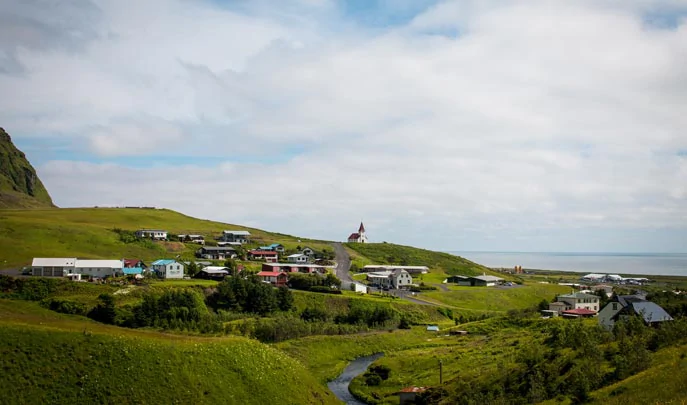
<box><xmin>151</xmin><ymin>259</ymin><xmax>184</xmax><ymax>279</ymax></box>
<box><xmin>258</xmin><ymin>243</ymin><xmax>285</xmax><ymax>253</ymax></box>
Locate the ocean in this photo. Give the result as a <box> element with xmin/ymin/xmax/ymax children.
<box><xmin>449</xmin><ymin>251</ymin><xmax>687</xmax><ymax>277</ymax></box>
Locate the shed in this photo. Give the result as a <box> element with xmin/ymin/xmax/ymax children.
<box><xmin>426</xmin><ymin>325</ymin><xmax>440</xmax><ymax>332</ymax></box>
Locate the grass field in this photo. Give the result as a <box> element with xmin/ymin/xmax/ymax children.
<box><xmin>0</xmin><ymin>300</ymin><xmax>338</xmax><ymax>405</ymax></box>
<box><xmin>418</xmin><ymin>283</ymin><xmax>571</xmax><ymax>312</ymax></box>
<box><xmin>0</xmin><ymin>207</ymin><xmax>333</xmax><ymax>268</ymax></box>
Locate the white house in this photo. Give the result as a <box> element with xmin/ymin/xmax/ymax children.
<box><xmin>287</xmin><ymin>253</ymin><xmax>309</xmax><ymax>264</ymax></box>
<box><xmin>598</xmin><ymin>295</ymin><xmax>673</xmax><ymax>330</ymax></box>
<box><xmin>31</xmin><ymin>258</ymin><xmax>76</xmax><ymax>277</ymax></box>
<box><xmin>347</xmin><ymin>222</ymin><xmax>368</xmax><ymax>243</ymax></box>
<box><xmin>135</xmin><ymin>229</ymin><xmax>168</xmax><ymax>240</ymax></box>
<box><xmin>366</xmin><ymin>269</ymin><xmax>413</xmax><ymax>289</ymax></box>
<box><xmin>74</xmin><ymin>260</ymin><xmax>124</xmax><ymax>278</ymax></box>
<box><xmin>301</xmin><ymin>247</ymin><xmax>315</xmax><ymax>256</ymax></box>
<box><xmin>555</xmin><ymin>292</ymin><xmax>600</xmax><ymax>312</ymax></box>
<box><xmin>351</xmin><ymin>282</ymin><xmax>369</xmax><ymax>294</ymax></box>
<box><xmin>151</xmin><ymin>259</ymin><xmax>185</xmax><ymax>279</ymax></box>
<box><xmin>221</xmin><ymin>230</ymin><xmax>251</xmax><ymax>244</ymax></box>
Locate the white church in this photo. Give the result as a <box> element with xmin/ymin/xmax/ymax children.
<box><xmin>347</xmin><ymin>222</ymin><xmax>368</xmax><ymax>243</ymax></box>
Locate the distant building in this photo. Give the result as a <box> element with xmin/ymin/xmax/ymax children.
<box><xmin>554</xmin><ymin>292</ymin><xmax>600</xmax><ymax>313</ymax></box>
<box><xmin>74</xmin><ymin>260</ymin><xmax>124</xmax><ymax>278</ymax></box>
<box><xmin>135</xmin><ymin>229</ymin><xmax>168</xmax><ymax>240</ymax></box>
<box><xmin>151</xmin><ymin>259</ymin><xmax>184</xmax><ymax>279</ymax></box>
<box><xmin>31</xmin><ymin>258</ymin><xmax>76</xmax><ymax>277</ymax></box>
<box><xmin>196</xmin><ymin>266</ymin><xmax>230</xmax><ymax>280</ymax></box>
<box><xmin>287</xmin><ymin>253</ymin><xmax>309</xmax><ymax>264</ymax></box>
<box><xmin>195</xmin><ymin>246</ymin><xmax>237</xmax><ymax>260</ymax></box>
<box><xmin>220</xmin><ymin>230</ymin><xmax>251</xmax><ymax>244</ymax></box>
<box><xmin>347</xmin><ymin>222</ymin><xmax>368</xmax><ymax>243</ymax></box>
<box><xmin>398</xmin><ymin>386</ymin><xmax>428</xmax><ymax>405</ymax></box>
<box><xmin>363</xmin><ymin>265</ymin><xmax>429</xmax><ymax>274</ymax></box>
<box><xmin>248</xmin><ymin>250</ymin><xmax>279</xmax><ymax>263</ymax></box>
<box><xmin>366</xmin><ymin>269</ymin><xmax>413</xmax><ymax>289</ymax></box>
<box><xmin>256</xmin><ymin>271</ymin><xmax>288</xmax><ymax>287</ymax></box>
<box><xmin>598</xmin><ymin>295</ymin><xmax>673</xmax><ymax>330</ymax></box>
<box><xmin>259</xmin><ymin>243</ymin><xmax>285</xmax><ymax>253</ymax></box>
<box><xmin>450</xmin><ymin>274</ymin><xmax>503</xmax><ymax>287</ymax></box>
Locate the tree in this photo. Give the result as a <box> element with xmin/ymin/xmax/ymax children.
<box><xmin>276</xmin><ymin>286</ymin><xmax>294</xmax><ymax>311</ymax></box>
<box><xmin>88</xmin><ymin>293</ymin><xmax>117</xmax><ymax>325</ymax></box>
<box><xmin>349</xmin><ymin>263</ymin><xmax>360</xmax><ymax>272</ymax></box>
<box><xmin>325</xmin><ymin>273</ymin><xmax>342</xmax><ymax>289</ymax></box>
<box><xmin>186</xmin><ymin>261</ymin><xmax>199</xmax><ymax>277</ymax></box>
<box><xmin>537</xmin><ymin>299</ymin><xmax>550</xmax><ymax>312</ymax></box>
<box><xmin>224</xmin><ymin>258</ymin><xmax>238</xmax><ymax>275</ymax></box>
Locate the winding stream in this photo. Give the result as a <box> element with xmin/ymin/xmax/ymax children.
<box><xmin>327</xmin><ymin>353</ymin><xmax>384</xmax><ymax>405</ymax></box>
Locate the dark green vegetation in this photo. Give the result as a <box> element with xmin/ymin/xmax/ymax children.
<box><xmin>0</xmin><ymin>300</ymin><xmax>338</xmax><ymax>405</ymax></box>
<box><xmin>345</xmin><ymin>315</ymin><xmax>687</xmax><ymax>405</ymax></box>
<box><xmin>0</xmin><ymin>128</ymin><xmax>55</xmax><ymax>208</ymax></box>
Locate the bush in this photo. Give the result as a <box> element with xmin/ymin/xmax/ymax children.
<box><xmin>309</xmin><ymin>286</ymin><xmax>343</xmax><ymax>294</ymax></box>
<box><xmin>41</xmin><ymin>298</ymin><xmax>89</xmax><ymax>316</ymax></box>
<box><xmin>364</xmin><ymin>373</ymin><xmax>381</xmax><ymax>386</ymax></box>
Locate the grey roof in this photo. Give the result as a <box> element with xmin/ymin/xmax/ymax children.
<box><xmin>472</xmin><ymin>275</ymin><xmax>503</xmax><ymax>282</ymax></box>
<box><xmin>222</xmin><ymin>230</ymin><xmax>251</xmax><ymax>235</ymax></box>
<box><xmin>629</xmin><ymin>302</ymin><xmax>673</xmax><ymax>323</ymax></box>
<box><xmin>199</xmin><ymin>246</ymin><xmax>236</xmax><ymax>251</ymax></box>
<box><xmin>558</xmin><ymin>292</ymin><xmax>598</xmax><ymax>299</ymax></box>
<box><xmin>617</xmin><ymin>295</ymin><xmax>646</xmax><ymax>307</ymax></box>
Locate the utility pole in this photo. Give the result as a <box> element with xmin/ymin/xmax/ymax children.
<box><xmin>439</xmin><ymin>360</ymin><xmax>443</xmax><ymax>384</ymax></box>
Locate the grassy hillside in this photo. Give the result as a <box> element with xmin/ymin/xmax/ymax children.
<box><xmin>0</xmin><ymin>300</ymin><xmax>338</xmax><ymax>405</ymax></box>
<box><xmin>345</xmin><ymin>242</ymin><xmax>496</xmax><ymax>278</ymax></box>
<box><xmin>0</xmin><ymin>128</ymin><xmax>55</xmax><ymax>208</ymax></box>
<box><xmin>0</xmin><ymin>207</ymin><xmax>332</xmax><ymax>268</ymax></box>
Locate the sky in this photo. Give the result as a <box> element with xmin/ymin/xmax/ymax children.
<box><xmin>1</xmin><ymin>0</ymin><xmax>687</xmax><ymax>253</ymax></box>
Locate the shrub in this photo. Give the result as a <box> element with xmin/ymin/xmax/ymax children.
<box><xmin>41</xmin><ymin>298</ymin><xmax>89</xmax><ymax>316</ymax></box>
<box><xmin>364</xmin><ymin>373</ymin><xmax>381</xmax><ymax>386</ymax></box>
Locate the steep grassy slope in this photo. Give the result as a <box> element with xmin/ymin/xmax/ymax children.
<box><xmin>0</xmin><ymin>207</ymin><xmax>332</xmax><ymax>268</ymax></box>
<box><xmin>0</xmin><ymin>128</ymin><xmax>55</xmax><ymax>208</ymax></box>
<box><xmin>345</xmin><ymin>242</ymin><xmax>498</xmax><ymax>277</ymax></box>
<box><xmin>0</xmin><ymin>300</ymin><xmax>338</xmax><ymax>405</ymax></box>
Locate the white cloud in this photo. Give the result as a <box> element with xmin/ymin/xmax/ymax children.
<box><xmin>3</xmin><ymin>0</ymin><xmax>687</xmax><ymax>251</ymax></box>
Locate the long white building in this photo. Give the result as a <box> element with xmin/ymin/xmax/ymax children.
<box><xmin>31</xmin><ymin>258</ymin><xmax>123</xmax><ymax>278</ymax></box>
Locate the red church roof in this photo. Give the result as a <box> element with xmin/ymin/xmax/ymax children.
<box><xmin>348</xmin><ymin>233</ymin><xmax>360</xmax><ymax>240</ymax></box>
<box><xmin>358</xmin><ymin>222</ymin><xmax>365</xmax><ymax>233</ymax></box>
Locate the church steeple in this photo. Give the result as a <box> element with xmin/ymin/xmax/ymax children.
<box><xmin>358</xmin><ymin>222</ymin><xmax>366</xmax><ymax>233</ymax></box>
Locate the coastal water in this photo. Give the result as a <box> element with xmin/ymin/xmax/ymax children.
<box><xmin>449</xmin><ymin>251</ymin><xmax>687</xmax><ymax>277</ymax></box>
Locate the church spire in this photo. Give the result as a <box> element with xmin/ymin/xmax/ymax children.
<box><xmin>359</xmin><ymin>222</ymin><xmax>365</xmax><ymax>233</ymax></box>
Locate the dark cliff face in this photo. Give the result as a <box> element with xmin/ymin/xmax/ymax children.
<box><xmin>0</xmin><ymin>127</ymin><xmax>56</xmax><ymax>208</ymax></box>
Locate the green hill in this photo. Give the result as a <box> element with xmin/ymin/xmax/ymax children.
<box><xmin>345</xmin><ymin>242</ymin><xmax>497</xmax><ymax>277</ymax></box>
<box><xmin>0</xmin><ymin>207</ymin><xmax>332</xmax><ymax>269</ymax></box>
<box><xmin>0</xmin><ymin>300</ymin><xmax>338</xmax><ymax>405</ymax></box>
<box><xmin>0</xmin><ymin>128</ymin><xmax>55</xmax><ymax>208</ymax></box>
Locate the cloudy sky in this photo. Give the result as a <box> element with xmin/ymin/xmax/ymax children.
<box><xmin>2</xmin><ymin>0</ymin><xmax>687</xmax><ymax>253</ymax></box>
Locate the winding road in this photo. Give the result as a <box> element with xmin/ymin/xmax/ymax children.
<box><xmin>331</xmin><ymin>242</ymin><xmax>354</xmax><ymax>290</ymax></box>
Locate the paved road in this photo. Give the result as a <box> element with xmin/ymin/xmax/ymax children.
<box><xmin>331</xmin><ymin>242</ymin><xmax>354</xmax><ymax>289</ymax></box>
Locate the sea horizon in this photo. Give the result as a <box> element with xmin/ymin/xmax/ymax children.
<box><xmin>447</xmin><ymin>251</ymin><xmax>687</xmax><ymax>277</ymax></box>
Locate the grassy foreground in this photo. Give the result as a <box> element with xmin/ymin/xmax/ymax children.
<box><xmin>0</xmin><ymin>300</ymin><xmax>338</xmax><ymax>405</ymax></box>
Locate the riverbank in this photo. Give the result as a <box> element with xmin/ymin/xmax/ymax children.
<box><xmin>327</xmin><ymin>353</ymin><xmax>384</xmax><ymax>405</ymax></box>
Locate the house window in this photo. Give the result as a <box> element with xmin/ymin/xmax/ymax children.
<box><xmin>612</xmin><ymin>303</ymin><xmax>618</xmax><ymax>310</ymax></box>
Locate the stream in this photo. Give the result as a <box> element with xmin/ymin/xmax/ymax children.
<box><xmin>327</xmin><ymin>353</ymin><xmax>384</xmax><ymax>405</ymax></box>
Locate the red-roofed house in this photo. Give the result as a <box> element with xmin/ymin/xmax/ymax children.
<box><xmin>347</xmin><ymin>222</ymin><xmax>368</xmax><ymax>243</ymax></box>
<box><xmin>398</xmin><ymin>386</ymin><xmax>428</xmax><ymax>404</ymax></box>
<box><xmin>256</xmin><ymin>271</ymin><xmax>288</xmax><ymax>287</ymax></box>
<box><xmin>562</xmin><ymin>308</ymin><xmax>597</xmax><ymax>318</ymax></box>
<box><xmin>248</xmin><ymin>250</ymin><xmax>279</xmax><ymax>263</ymax></box>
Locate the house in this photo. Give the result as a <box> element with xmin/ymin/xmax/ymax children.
<box><xmin>256</xmin><ymin>271</ymin><xmax>288</xmax><ymax>287</ymax></box>
<box><xmin>561</xmin><ymin>308</ymin><xmax>598</xmax><ymax>318</ymax></box>
<box><xmin>366</xmin><ymin>269</ymin><xmax>413</xmax><ymax>289</ymax></box>
<box><xmin>456</xmin><ymin>274</ymin><xmax>503</xmax><ymax>287</ymax></box>
<box><xmin>31</xmin><ymin>258</ymin><xmax>76</xmax><ymax>277</ymax></box>
<box><xmin>446</xmin><ymin>275</ymin><xmax>470</xmax><ymax>284</ymax></box>
<box><xmin>151</xmin><ymin>259</ymin><xmax>184</xmax><ymax>279</ymax></box>
<box><xmin>261</xmin><ymin>263</ymin><xmax>326</xmax><ymax>274</ymax></box>
<box><xmin>195</xmin><ymin>246</ymin><xmax>237</xmax><ymax>260</ymax></box>
<box><xmin>196</xmin><ymin>266</ymin><xmax>230</xmax><ymax>280</ymax></box>
<box><xmin>123</xmin><ymin>259</ymin><xmax>146</xmax><ymax>269</ymax></box>
<box><xmin>598</xmin><ymin>295</ymin><xmax>673</xmax><ymax>330</ymax></box>
<box><xmin>248</xmin><ymin>250</ymin><xmax>279</xmax><ymax>263</ymax></box>
<box><xmin>259</xmin><ymin>243</ymin><xmax>285</xmax><ymax>253</ymax></box>
<box><xmin>178</xmin><ymin>234</ymin><xmax>205</xmax><ymax>244</ymax></box>
<box><xmin>347</xmin><ymin>222</ymin><xmax>368</xmax><ymax>243</ymax></box>
<box><xmin>592</xmin><ymin>284</ymin><xmax>614</xmax><ymax>298</ymax></box>
<box><xmin>123</xmin><ymin>267</ymin><xmax>144</xmax><ymax>276</ymax></box>
<box><xmin>287</xmin><ymin>253</ymin><xmax>309</xmax><ymax>264</ymax></box>
<box><xmin>398</xmin><ymin>386</ymin><xmax>428</xmax><ymax>405</ymax></box>
<box><xmin>220</xmin><ymin>230</ymin><xmax>251</xmax><ymax>244</ymax></box>
<box><xmin>363</xmin><ymin>265</ymin><xmax>429</xmax><ymax>275</ymax></box>
<box><xmin>74</xmin><ymin>260</ymin><xmax>124</xmax><ymax>278</ymax></box>
<box><xmin>217</xmin><ymin>241</ymin><xmax>242</xmax><ymax>247</ymax></box>
<box><xmin>555</xmin><ymin>292</ymin><xmax>600</xmax><ymax>312</ymax></box>
<box><xmin>547</xmin><ymin>301</ymin><xmax>568</xmax><ymax>316</ymax></box>
<box><xmin>135</xmin><ymin>229</ymin><xmax>168</xmax><ymax>240</ymax></box>
<box><xmin>426</xmin><ymin>325</ymin><xmax>440</xmax><ymax>332</ymax></box>
<box><xmin>301</xmin><ymin>247</ymin><xmax>315</xmax><ymax>256</ymax></box>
